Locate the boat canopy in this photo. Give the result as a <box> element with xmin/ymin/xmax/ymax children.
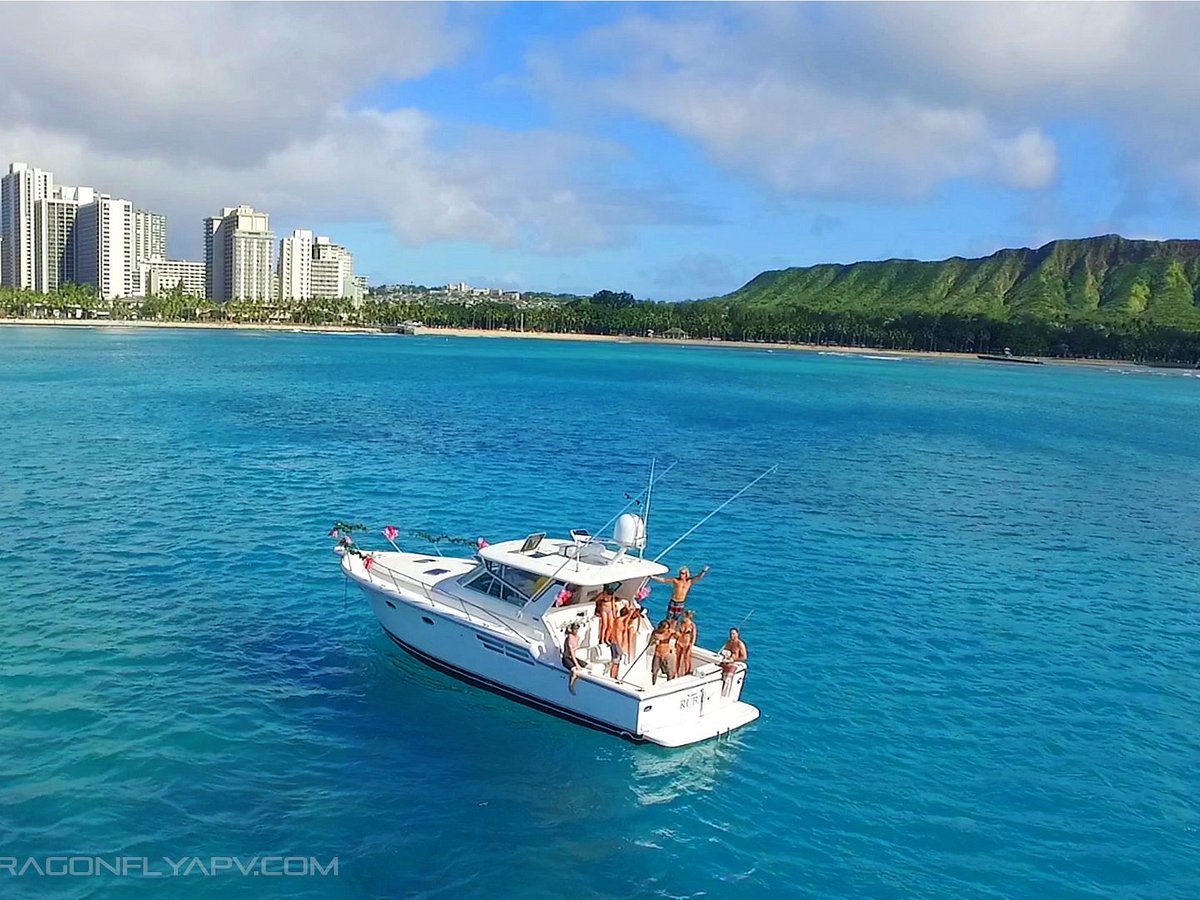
<box><xmin>477</xmin><ymin>536</ymin><xmax>668</xmax><ymax>587</ymax></box>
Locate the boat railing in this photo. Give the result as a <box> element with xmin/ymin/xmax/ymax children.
<box><xmin>365</xmin><ymin>558</ymin><xmax>533</xmax><ymax>648</ymax></box>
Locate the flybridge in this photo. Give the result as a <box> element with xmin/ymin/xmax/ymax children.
<box><xmin>476</xmin><ymin>521</ymin><xmax>668</xmax><ymax>589</ymax></box>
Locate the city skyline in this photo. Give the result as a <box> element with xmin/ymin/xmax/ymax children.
<box><xmin>1</xmin><ymin>160</ymin><xmax>371</xmax><ymax>303</ymax></box>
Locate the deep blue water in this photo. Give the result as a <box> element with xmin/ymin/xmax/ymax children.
<box><xmin>1</xmin><ymin>326</ymin><xmax>1198</xmax><ymax>898</ymax></box>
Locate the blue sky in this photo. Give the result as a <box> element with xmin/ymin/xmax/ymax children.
<box><xmin>4</xmin><ymin>3</ymin><xmax>1200</xmax><ymax>299</ymax></box>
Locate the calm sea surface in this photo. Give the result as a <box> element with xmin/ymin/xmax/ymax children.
<box><xmin>0</xmin><ymin>326</ymin><xmax>1197</xmax><ymax>899</ymax></box>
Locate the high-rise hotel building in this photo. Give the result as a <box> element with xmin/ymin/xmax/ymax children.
<box><xmin>1</xmin><ymin>162</ymin><xmax>55</xmax><ymax>290</ymax></box>
<box><xmin>275</xmin><ymin>230</ymin><xmax>363</xmax><ymax>302</ymax></box>
<box><xmin>75</xmin><ymin>195</ymin><xmax>135</xmax><ymax>300</ymax></box>
<box><xmin>204</xmin><ymin>205</ymin><xmax>274</xmax><ymax>301</ymax></box>
<box><xmin>278</xmin><ymin>229</ymin><xmax>314</xmax><ymax>301</ymax></box>
<box><xmin>133</xmin><ymin>209</ymin><xmax>167</xmax><ymax>264</ymax></box>
<box><xmin>311</xmin><ymin>237</ymin><xmax>361</xmax><ymax>300</ymax></box>
<box><xmin>35</xmin><ymin>185</ymin><xmax>96</xmax><ymax>293</ymax></box>
<box><xmin>2</xmin><ymin>161</ymin><xmax>165</xmax><ymax>299</ymax></box>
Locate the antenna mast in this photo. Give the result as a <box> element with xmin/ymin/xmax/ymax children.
<box><xmin>641</xmin><ymin>456</ymin><xmax>656</xmax><ymax>558</ymax></box>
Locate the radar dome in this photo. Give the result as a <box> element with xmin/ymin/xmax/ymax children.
<box><xmin>613</xmin><ymin>513</ymin><xmax>647</xmax><ymax>550</ymax></box>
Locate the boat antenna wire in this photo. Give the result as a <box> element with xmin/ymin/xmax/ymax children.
<box><xmin>653</xmin><ymin>465</ymin><xmax>779</xmax><ymax>563</ymax></box>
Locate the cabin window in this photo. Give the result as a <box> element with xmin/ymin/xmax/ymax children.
<box><xmin>468</xmin><ymin>561</ymin><xmax>547</xmax><ymax>606</ymax></box>
<box><xmin>499</xmin><ymin>566</ymin><xmax>546</xmax><ymax>600</ymax></box>
<box><xmin>463</xmin><ymin>570</ymin><xmax>527</xmax><ymax>607</ymax></box>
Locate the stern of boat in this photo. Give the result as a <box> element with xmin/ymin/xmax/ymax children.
<box><xmin>633</xmin><ymin>654</ymin><xmax>758</xmax><ymax>748</ymax></box>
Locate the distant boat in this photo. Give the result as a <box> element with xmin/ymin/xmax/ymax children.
<box><xmin>978</xmin><ymin>354</ymin><xmax>1043</xmax><ymax>365</ymax></box>
<box><xmin>978</xmin><ymin>347</ymin><xmax>1043</xmax><ymax>365</ymax></box>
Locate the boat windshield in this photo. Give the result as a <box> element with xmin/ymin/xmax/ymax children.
<box><xmin>463</xmin><ymin>560</ymin><xmax>551</xmax><ymax>607</ymax></box>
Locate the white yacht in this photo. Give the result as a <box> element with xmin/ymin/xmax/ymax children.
<box><xmin>338</xmin><ymin>515</ymin><xmax>759</xmax><ymax>747</ymax></box>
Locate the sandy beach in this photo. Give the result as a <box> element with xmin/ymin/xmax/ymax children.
<box><xmin>0</xmin><ymin>317</ymin><xmax>1178</xmax><ymax>370</ymax></box>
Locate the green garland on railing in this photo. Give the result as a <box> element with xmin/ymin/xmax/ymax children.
<box><xmin>407</xmin><ymin>529</ymin><xmax>478</xmax><ymax>547</ymax></box>
<box><xmin>329</xmin><ymin>523</ymin><xmax>480</xmax><ymax>551</ymax></box>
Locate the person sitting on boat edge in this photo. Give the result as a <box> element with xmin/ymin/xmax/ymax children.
<box><xmin>718</xmin><ymin>627</ymin><xmax>747</xmax><ymax>696</ymax></box>
<box><xmin>561</xmin><ymin>622</ymin><xmax>586</xmax><ymax>693</ymax></box>
<box><xmin>650</xmin><ymin>619</ymin><xmax>675</xmax><ymax>685</ymax></box>
<box><xmin>651</xmin><ymin>564</ymin><xmax>710</xmax><ymax>620</ymax></box>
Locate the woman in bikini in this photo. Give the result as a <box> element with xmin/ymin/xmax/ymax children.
<box><xmin>615</xmin><ymin>596</ymin><xmax>640</xmax><ymax>664</ymax></box>
<box><xmin>594</xmin><ymin>585</ymin><xmax>622</xmax><ymax>678</ymax></box>
<box><xmin>675</xmin><ymin>609</ymin><xmax>697</xmax><ymax>677</ymax></box>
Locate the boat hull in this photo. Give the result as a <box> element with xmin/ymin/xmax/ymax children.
<box><xmin>379</xmin><ymin>625</ymin><xmax>649</xmax><ymax>742</ymax></box>
<box><xmin>354</xmin><ymin>573</ymin><xmax>758</xmax><ymax>747</ymax></box>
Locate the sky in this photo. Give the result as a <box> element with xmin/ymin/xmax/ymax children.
<box><xmin>3</xmin><ymin>2</ymin><xmax>1200</xmax><ymax>300</ymax></box>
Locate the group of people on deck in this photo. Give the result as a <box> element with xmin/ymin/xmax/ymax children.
<box><xmin>560</xmin><ymin>563</ymin><xmax>748</xmax><ymax>694</ymax></box>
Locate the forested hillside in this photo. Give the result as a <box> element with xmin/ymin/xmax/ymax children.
<box><xmin>722</xmin><ymin>235</ymin><xmax>1200</xmax><ymax>329</ymax></box>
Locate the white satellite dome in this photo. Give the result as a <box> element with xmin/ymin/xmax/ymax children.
<box><xmin>613</xmin><ymin>513</ymin><xmax>647</xmax><ymax>550</ymax></box>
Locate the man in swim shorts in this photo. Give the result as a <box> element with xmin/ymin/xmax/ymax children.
<box><xmin>719</xmin><ymin>627</ymin><xmax>747</xmax><ymax>696</ymax></box>
<box><xmin>650</xmin><ymin>619</ymin><xmax>675</xmax><ymax>685</ymax></box>
<box><xmin>652</xmin><ymin>564</ymin><xmax>710</xmax><ymax>620</ymax></box>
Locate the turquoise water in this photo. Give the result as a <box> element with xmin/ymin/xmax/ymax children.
<box><xmin>1</xmin><ymin>326</ymin><xmax>1198</xmax><ymax>898</ymax></box>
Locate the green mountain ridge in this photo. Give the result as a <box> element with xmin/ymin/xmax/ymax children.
<box><xmin>720</xmin><ymin>235</ymin><xmax>1200</xmax><ymax>329</ymax></box>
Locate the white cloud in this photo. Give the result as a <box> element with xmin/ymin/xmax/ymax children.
<box><xmin>0</xmin><ymin>4</ymin><xmax>460</xmax><ymax>164</ymax></box>
<box><xmin>527</xmin><ymin>3</ymin><xmax>1200</xmax><ymax>207</ymax></box>
<box><xmin>528</xmin><ymin>9</ymin><xmax>1060</xmax><ymax>202</ymax></box>
<box><xmin>0</xmin><ymin>3</ymin><xmax>681</xmax><ymax>258</ymax></box>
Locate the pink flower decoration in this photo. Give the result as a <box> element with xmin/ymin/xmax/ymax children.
<box><xmin>636</xmin><ymin>585</ymin><xmax>651</xmax><ymax>601</ymax></box>
<box><xmin>383</xmin><ymin>525</ymin><xmax>399</xmax><ymax>542</ymax></box>
<box><xmin>477</xmin><ymin>537</ymin><xmax>489</xmax><ymax>549</ymax></box>
<box><xmin>363</xmin><ymin>555</ymin><xmax>375</xmax><ymax>572</ymax></box>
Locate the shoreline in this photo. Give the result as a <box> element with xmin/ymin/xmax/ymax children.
<box><xmin>0</xmin><ymin>317</ymin><xmax>1187</xmax><ymax>371</ymax></box>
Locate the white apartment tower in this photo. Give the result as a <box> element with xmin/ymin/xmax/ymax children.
<box><xmin>1</xmin><ymin>162</ymin><xmax>55</xmax><ymax>289</ymax></box>
<box><xmin>133</xmin><ymin>209</ymin><xmax>167</xmax><ymax>264</ymax></box>
<box><xmin>34</xmin><ymin>185</ymin><xmax>96</xmax><ymax>293</ymax></box>
<box><xmin>74</xmin><ymin>195</ymin><xmax>135</xmax><ymax>300</ymax></box>
<box><xmin>204</xmin><ymin>205</ymin><xmax>274</xmax><ymax>301</ymax></box>
<box><xmin>278</xmin><ymin>229</ymin><xmax>314</xmax><ymax>301</ymax></box>
<box><xmin>147</xmin><ymin>258</ymin><xmax>206</xmax><ymax>298</ymax></box>
<box><xmin>311</xmin><ymin>236</ymin><xmax>360</xmax><ymax>300</ymax></box>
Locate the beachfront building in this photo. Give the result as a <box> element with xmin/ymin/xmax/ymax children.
<box><xmin>204</xmin><ymin>205</ymin><xmax>274</xmax><ymax>302</ymax></box>
<box><xmin>276</xmin><ymin>231</ymin><xmax>362</xmax><ymax>302</ymax></box>
<box><xmin>146</xmin><ymin>257</ymin><xmax>206</xmax><ymax>298</ymax></box>
<box><xmin>3</xmin><ymin>161</ymin><xmax>152</xmax><ymax>298</ymax></box>
<box><xmin>311</xmin><ymin>236</ymin><xmax>361</xmax><ymax>300</ymax></box>
<box><xmin>133</xmin><ymin>209</ymin><xmax>167</xmax><ymax>264</ymax></box>
<box><xmin>34</xmin><ymin>185</ymin><xmax>96</xmax><ymax>293</ymax></box>
<box><xmin>277</xmin><ymin>229</ymin><xmax>314</xmax><ymax>301</ymax></box>
<box><xmin>74</xmin><ymin>194</ymin><xmax>136</xmax><ymax>301</ymax></box>
<box><xmin>1</xmin><ymin>162</ymin><xmax>55</xmax><ymax>290</ymax></box>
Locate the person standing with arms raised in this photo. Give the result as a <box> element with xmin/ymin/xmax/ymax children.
<box><xmin>652</xmin><ymin>565</ymin><xmax>710</xmax><ymax>621</ymax></box>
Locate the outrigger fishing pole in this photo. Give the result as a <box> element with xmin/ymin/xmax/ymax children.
<box><xmin>616</xmin><ymin>468</ymin><xmax>775</xmax><ymax>686</ymax></box>
<box><xmin>653</xmin><ymin>464</ymin><xmax>778</xmax><ymax>562</ymax></box>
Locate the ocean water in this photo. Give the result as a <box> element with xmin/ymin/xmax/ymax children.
<box><xmin>0</xmin><ymin>326</ymin><xmax>1197</xmax><ymax>899</ymax></box>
